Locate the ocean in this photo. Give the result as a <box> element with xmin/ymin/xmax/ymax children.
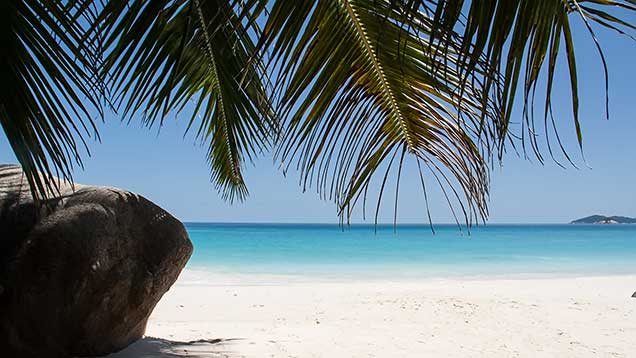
<box><xmin>183</xmin><ymin>223</ymin><xmax>636</xmax><ymax>280</ymax></box>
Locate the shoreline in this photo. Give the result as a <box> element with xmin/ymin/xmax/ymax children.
<box><xmin>178</xmin><ymin>267</ymin><xmax>636</xmax><ymax>286</ymax></box>
<box><xmin>107</xmin><ymin>271</ymin><xmax>636</xmax><ymax>358</ymax></box>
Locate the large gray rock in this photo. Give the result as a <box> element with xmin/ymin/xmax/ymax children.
<box><xmin>0</xmin><ymin>165</ymin><xmax>193</xmax><ymax>357</ymax></box>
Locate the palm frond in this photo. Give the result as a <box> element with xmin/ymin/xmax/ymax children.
<box><xmin>260</xmin><ymin>0</ymin><xmax>498</xmax><ymax>225</ymax></box>
<box><xmin>0</xmin><ymin>0</ymin><xmax>103</xmax><ymax>201</ymax></box>
<box><xmin>2</xmin><ymin>0</ymin><xmax>634</xmax><ymax>225</ymax></box>
<box><xmin>101</xmin><ymin>0</ymin><xmax>275</xmax><ymax>202</ymax></box>
<box><xmin>428</xmin><ymin>0</ymin><xmax>636</xmax><ymax>163</ymax></box>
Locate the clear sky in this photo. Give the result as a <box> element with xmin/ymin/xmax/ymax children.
<box><xmin>1</xmin><ymin>18</ymin><xmax>635</xmax><ymax>224</ymax></box>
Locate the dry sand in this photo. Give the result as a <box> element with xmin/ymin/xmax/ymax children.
<box><xmin>107</xmin><ymin>272</ymin><xmax>636</xmax><ymax>357</ymax></box>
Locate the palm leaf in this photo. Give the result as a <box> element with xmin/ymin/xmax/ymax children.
<box><xmin>2</xmin><ymin>0</ymin><xmax>634</xmax><ymax>224</ymax></box>
<box><xmin>260</xmin><ymin>0</ymin><xmax>499</xmax><ymax>225</ymax></box>
<box><xmin>101</xmin><ymin>0</ymin><xmax>275</xmax><ymax>202</ymax></box>
<box><xmin>428</xmin><ymin>0</ymin><xmax>636</xmax><ymax>164</ymax></box>
<box><xmin>0</xmin><ymin>0</ymin><xmax>103</xmax><ymax>201</ymax></box>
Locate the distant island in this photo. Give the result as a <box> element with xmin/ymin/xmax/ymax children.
<box><xmin>571</xmin><ymin>215</ymin><xmax>636</xmax><ymax>224</ymax></box>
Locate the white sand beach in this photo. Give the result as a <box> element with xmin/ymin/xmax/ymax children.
<box><xmin>109</xmin><ymin>272</ymin><xmax>636</xmax><ymax>358</ymax></box>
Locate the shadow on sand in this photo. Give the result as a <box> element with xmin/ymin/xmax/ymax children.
<box><xmin>100</xmin><ymin>337</ymin><xmax>243</xmax><ymax>358</ymax></box>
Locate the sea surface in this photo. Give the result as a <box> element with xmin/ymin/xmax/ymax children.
<box><xmin>183</xmin><ymin>223</ymin><xmax>636</xmax><ymax>280</ymax></box>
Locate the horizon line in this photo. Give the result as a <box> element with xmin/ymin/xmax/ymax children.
<box><xmin>181</xmin><ymin>221</ymin><xmax>580</xmax><ymax>225</ymax></box>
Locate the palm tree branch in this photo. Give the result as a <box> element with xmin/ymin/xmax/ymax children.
<box><xmin>339</xmin><ymin>0</ymin><xmax>415</xmax><ymax>152</ymax></box>
<box><xmin>101</xmin><ymin>0</ymin><xmax>275</xmax><ymax>202</ymax></box>
<box><xmin>260</xmin><ymin>0</ymin><xmax>493</xmax><ymax>224</ymax></box>
<box><xmin>0</xmin><ymin>0</ymin><xmax>103</xmax><ymax>201</ymax></box>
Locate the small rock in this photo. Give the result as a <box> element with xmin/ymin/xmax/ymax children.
<box><xmin>632</xmin><ymin>291</ymin><xmax>636</xmax><ymax>298</ymax></box>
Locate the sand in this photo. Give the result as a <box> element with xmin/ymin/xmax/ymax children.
<box><xmin>106</xmin><ymin>272</ymin><xmax>636</xmax><ymax>358</ymax></box>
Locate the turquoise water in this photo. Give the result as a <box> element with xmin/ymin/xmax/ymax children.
<box><xmin>184</xmin><ymin>223</ymin><xmax>636</xmax><ymax>279</ymax></box>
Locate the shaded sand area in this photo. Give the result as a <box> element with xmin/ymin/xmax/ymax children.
<box><xmin>107</xmin><ymin>273</ymin><xmax>636</xmax><ymax>357</ymax></box>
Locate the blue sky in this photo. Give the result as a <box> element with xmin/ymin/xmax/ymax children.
<box><xmin>1</xmin><ymin>18</ymin><xmax>635</xmax><ymax>224</ymax></box>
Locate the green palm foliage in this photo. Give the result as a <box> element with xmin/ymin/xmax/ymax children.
<box><xmin>1</xmin><ymin>0</ymin><xmax>634</xmax><ymax>223</ymax></box>
<box><xmin>428</xmin><ymin>0</ymin><xmax>636</xmax><ymax>164</ymax></box>
<box><xmin>100</xmin><ymin>0</ymin><xmax>274</xmax><ymax>202</ymax></box>
<box><xmin>0</xmin><ymin>0</ymin><xmax>103</xmax><ymax>200</ymax></box>
<box><xmin>260</xmin><ymin>0</ymin><xmax>497</xmax><ymax>224</ymax></box>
